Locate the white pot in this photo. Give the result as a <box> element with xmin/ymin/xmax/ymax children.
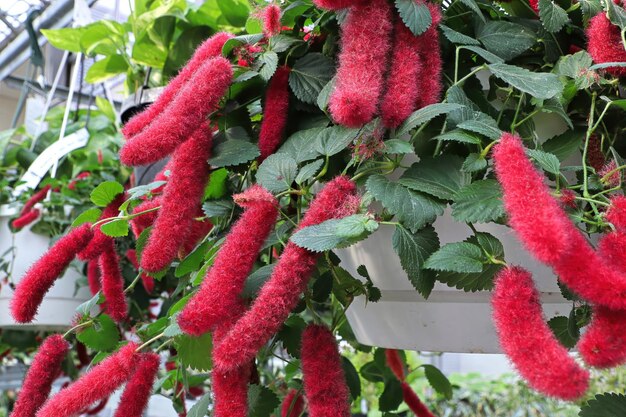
<box><xmin>0</xmin><ymin>209</ymin><xmax>90</xmax><ymax>329</ymax></box>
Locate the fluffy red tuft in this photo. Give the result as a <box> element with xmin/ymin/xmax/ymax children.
<box><xmin>122</xmin><ymin>32</ymin><xmax>233</xmax><ymax>139</ymax></box>
<box><xmin>492</xmin><ymin>266</ymin><xmax>589</xmax><ymax>400</ymax></box>
<box><xmin>415</xmin><ymin>4</ymin><xmax>443</xmax><ymax>108</ymax></box>
<box><xmin>385</xmin><ymin>349</ymin><xmax>405</xmax><ymax>381</ymax></box>
<box><xmin>262</xmin><ymin>5</ymin><xmax>282</xmax><ymax>37</ymax></box>
<box><xmin>213</xmin><ymin>177</ymin><xmax>357</xmax><ymax>371</ymax></box>
<box><xmin>140</xmin><ymin>126</ymin><xmax>212</xmax><ymax>272</ymax></box>
<box><xmin>301</xmin><ymin>325</ymin><xmax>351</xmax><ymax>417</ymax></box>
<box><xmin>259</xmin><ymin>66</ymin><xmax>291</xmax><ymax>161</ymax></box>
<box><xmin>11</xmin><ymin>224</ymin><xmax>94</xmax><ymax>323</ymax></box>
<box><xmin>11</xmin><ymin>209</ymin><xmax>40</xmax><ymax>229</ymax></box>
<box><xmin>178</xmin><ymin>185</ymin><xmax>278</xmax><ymax>336</ymax></box>
<box><xmin>587</xmin><ymin>13</ymin><xmax>626</xmax><ymax>77</ymax></box>
<box><xmin>281</xmin><ymin>389</ymin><xmax>305</xmax><ymax>417</ymax></box>
<box><xmin>125</xmin><ymin>249</ymin><xmax>155</xmax><ymax>294</ymax></box>
<box><xmin>20</xmin><ymin>185</ymin><xmax>51</xmax><ymax>215</ymax></box>
<box><xmin>130</xmin><ymin>197</ymin><xmax>161</xmax><ymax>238</ymax></box>
<box><xmin>607</xmin><ymin>195</ymin><xmax>626</xmax><ymax>230</ymax></box>
<box><xmin>36</xmin><ymin>343</ymin><xmax>138</xmax><ymax>417</ymax></box>
<box><xmin>112</xmin><ymin>353</ymin><xmax>160</xmax><ymax>417</ymax></box>
<box><xmin>11</xmin><ymin>335</ymin><xmax>69</xmax><ymax>417</ymax></box>
<box><xmin>400</xmin><ymin>382</ymin><xmax>436</xmax><ymax>417</ymax></box>
<box><xmin>78</xmin><ymin>194</ymin><xmax>125</xmax><ymax>261</ymax></box>
<box><xmin>119</xmin><ymin>57</ymin><xmax>231</xmax><ymax>166</ymax></box>
<box><xmin>312</xmin><ymin>0</ymin><xmax>369</xmax><ymax>10</ymax></box>
<box><xmin>87</xmin><ymin>260</ymin><xmax>101</xmax><ymax>296</ymax></box>
<box><xmin>529</xmin><ymin>0</ymin><xmax>539</xmax><ymax>13</ymax></box>
<box><xmin>329</xmin><ymin>1</ymin><xmax>393</xmax><ymax>127</ymax></box>
<box><xmin>578</xmin><ymin>305</ymin><xmax>626</xmax><ymax>368</ymax></box>
<box><xmin>99</xmin><ymin>240</ymin><xmax>128</xmax><ymax>323</ymax></box>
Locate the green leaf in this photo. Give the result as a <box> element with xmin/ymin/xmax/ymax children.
<box><xmin>85</xmin><ymin>55</ymin><xmax>129</xmax><ymax>84</ymax></box>
<box><xmin>451</xmin><ymin>179</ymin><xmax>505</xmax><ymax>223</ymax></box>
<box><xmin>76</xmin><ymin>314</ymin><xmax>120</xmax><ymax>351</ymax></box>
<box><xmin>440</xmin><ymin>25</ymin><xmax>480</xmax><ymax>45</ymax></box>
<box><xmin>433</xmin><ymin>130</ymin><xmax>482</xmax><ymax>145</ymax></box>
<box><xmin>342</xmin><ymin>357</ymin><xmax>362</xmax><ymax>400</ymax></box>
<box><xmin>290</xmin><ymin>214</ymin><xmax>379</xmax><ymax>252</ymax></box>
<box><xmin>209</xmin><ymin>140</ymin><xmax>260</xmax><ymax>167</ymax></box>
<box><xmin>242</xmin><ymin>264</ymin><xmax>275</xmax><ymax>298</ymax></box>
<box><xmin>424</xmin><ymin>242</ymin><xmax>484</xmax><ymax>273</ymax></box>
<box><xmin>365</xmin><ymin>175</ymin><xmax>445</xmax><ymax>232</ymax></box>
<box><xmin>256</xmin><ymin>153</ymin><xmax>298</xmax><ymax>192</ymax></box>
<box><xmin>474</xmin><ymin>232</ymin><xmax>504</xmax><ymax>259</ymax></box>
<box><xmin>271</xmin><ymin>35</ymin><xmax>303</xmax><ymax>53</ymax></box>
<box><xmin>580</xmin><ymin>393</ymin><xmax>626</xmax><ymax>417</ymax></box>
<box><xmin>257</xmin><ymin>51</ymin><xmax>279</xmax><ymax>80</ymax></box>
<box><xmin>488</xmin><ymin>63</ymin><xmax>563</xmax><ymax>100</ymax></box>
<box><xmin>477</xmin><ymin>21</ymin><xmax>536</xmax><ymax>61</ymax></box>
<box><xmin>396</xmin><ymin>103</ymin><xmax>465</xmax><ymax>137</ymax></box>
<box><xmin>461</xmin><ymin>45</ymin><xmax>505</xmax><ymax>64</ymax></box>
<box><xmin>90</xmin><ymin>181</ymin><xmax>124</xmax><ymax>207</ymax></box>
<box><xmin>95</xmin><ymin>97</ymin><xmax>116</xmax><ymax>121</ymax></box>
<box><xmin>187</xmin><ymin>393</ymin><xmax>211</xmax><ymax>417</ymax></box>
<box><xmin>222</xmin><ymin>34</ymin><xmax>265</xmax><ymax>56</ymax></box>
<box><xmin>217</xmin><ymin>0</ymin><xmax>250</xmax><ymax>27</ymax></box>
<box><xmin>175</xmin><ymin>333</ymin><xmax>212</xmax><ymax>371</ymax></box>
<box><xmin>423</xmin><ymin>365</ymin><xmax>452</xmax><ymax>399</ymax></box>
<box><xmin>384</xmin><ymin>139</ymin><xmax>414</xmax><ymax>154</ymax></box>
<box><xmin>392</xmin><ymin>225</ymin><xmax>439</xmax><ymax>298</ymax></box>
<box><xmin>100</xmin><ymin>219</ymin><xmax>129</xmax><ymax>237</ymax></box>
<box><xmin>379</xmin><ymin>378</ymin><xmax>403</xmax><ymax>412</ymax></box>
<box><xmin>556</xmin><ymin>51</ymin><xmax>595</xmax><ymax>90</ymax></box>
<box><xmin>360</xmin><ymin>361</ymin><xmax>385</xmax><ymax>382</ymax></box>
<box><xmin>459</xmin><ymin>0</ymin><xmax>485</xmax><ymax>22</ymax></box>
<box><xmin>279</xmin><ymin>128</ymin><xmax>325</xmax><ymax>163</ymax></box>
<box><xmin>295</xmin><ymin>159</ymin><xmax>324</xmax><ymax>184</ymax></box>
<box><xmin>289</xmin><ymin>53</ymin><xmax>335</xmax><ymax>104</ymax></box>
<box><xmin>202</xmin><ymin>199</ymin><xmax>233</xmax><ymax>218</ymax></box>
<box><xmin>248</xmin><ymin>385</ymin><xmax>280</xmax><ymax>417</ymax></box>
<box><xmin>399</xmin><ymin>155</ymin><xmax>469</xmax><ymax>200</ymax></box>
<box><xmin>176</xmin><ymin>240</ymin><xmax>213</xmax><ymax>278</ymax></box>
<box><xmin>539</xmin><ymin>0</ymin><xmax>570</xmax><ymax>32</ymax></box>
<box><xmin>395</xmin><ymin>0</ymin><xmax>432</xmax><ymax>36</ymax></box>
<box><xmin>457</xmin><ymin>113</ymin><xmax>502</xmax><ymax>139</ymax></box>
<box><xmin>527</xmin><ymin>149</ymin><xmax>560</xmax><ymax>175</ymax></box>
<box><xmin>72</xmin><ymin>208</ymin><xmax>102</xmax><ymax>228</ymax></box>
<box><xmin>277</xmin><ymin>316</ymin><xmax>306</xmax><ymax>357</ymax></box>
<box><xmin>606</xmin><ymin>0</ymin><xmax>626</xmax><ymax>30</ymax></box>
<box><xmin>314</xmin><ymin>126</ymin><xmax>359</xmax><ymax>157</ymax></box>
<box><xmin>548</xmin><ymin>315</ymin><xmax>578</xmax><ymax>349</ymax></box>
<box><xmin>317</xmin><ymin>77</ymin><xmax>335</xmax><ymax>111</ymax></box>
<box><xmin>542</xmin><ymin>129</ymin><xmax>583</xmax><ymax>160</ymax></box>
<box><xmin>41</xmin><ymin>27</ymin><xmax>85</xmax><ymax>52</ymax></box>
<box><xmin>437</xmin><ymin>263</ymin><xmax>502</xmax><ymax>292</ymax></box>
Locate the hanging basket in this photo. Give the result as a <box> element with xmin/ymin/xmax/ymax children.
<box><xmin>0</xmin><ymin>206</ymin><xmax>90</xmax><ymax>329</ymax></box>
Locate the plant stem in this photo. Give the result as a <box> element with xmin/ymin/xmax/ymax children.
<box><xmin>135</xmin><ymin>332</ymin><xmax>165</xmax><ymax>352</ymax></box>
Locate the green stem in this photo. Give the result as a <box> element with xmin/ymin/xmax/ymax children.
<box><xmin>136</xmin><ymin>332</ymin><xmax>165</xmax><ymax>352</ymax></box>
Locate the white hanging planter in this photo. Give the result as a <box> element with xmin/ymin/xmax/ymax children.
<box><xmin>0</xmin><ymin>206</ymin><xmax>90</xmax><ymax>329</ymax></box>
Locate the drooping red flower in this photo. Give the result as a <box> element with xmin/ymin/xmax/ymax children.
<box><xmin>329</xmin><ymin>1</ymin><xmax>393</xmax><ymax>127</ymax></box>
<box><xmin>492</xmin><ymin>266</ymin><xmax>589</xmax><ymax>400</ymax></box>
<box><xmin>178</xmin><ymin>185</ymin><xmax>278</xmax><ymax>336</ymax></box>
<box><xmin>140</xmin><ymin>126</ymin><xmax>213</xmax><ymax>272</ymax></box>
<box><xmin>258</xmin><ymin>66</ymin><xmax>291</xmax><ymax>161</ymax></box>
<box><xmin>385</xmin><ymin>349</ymin><xmax>405</xmax><ymax>381</ymax></box>
<box><xmin>125</xmin><ymin>249</ymin><xmax>154</xmax><ymax>294</ymax></box>
<box><xmin>129</xmin><ymin>197</ymin><xmax>161</xmax><ymax>238</ymax></box>
<box><xmin>11</xmin><ymin>209</ymin><xmax>40</xmax><ymax>230</ymax></box>
<box><xmin>99</xmin><ymin>240</ymin><xmax>128</xmax><ymax>323</ymax></box>
<box><xmin>281</xmin><ymin>389</ymin><xmax>305</xmax><ymax>417</ymax></box>
<box><xmin>400</xmin><ymin>382</ymin><xmax>436</xmax><ymax>417</ymax></box>
<box><xmin>78</xmin><ymin>193</ymin><xmax>126</xmax><ymax>261</ymax></box>
<box><xmin>587</xmin><ymin>12</ymin><xmax>626</xmax><ymax>77</ymax></box>
<box><xmin>262</xmin><ymin>5</ymin><xmax>282</xmax><ymax>37</ymax></box>
<box><xmin>559</xmin><ymin>189</ymin><xmax>577</xmax><ymax>209</ymax></box>
<box><xmin>87</xmin><ymin>260</ymin><xmax>101</xmax><ymax>296</ymax></box>
<box><xmin>11</xmin><ymin>335</ymin><xmax>69</xmax><ymax>417</ymax></box>
<box><xmin>213</xmin><ymin>177</ymin><xmax>357</xmax><ymax>371</ymax></box>
<box><xmin>587</xmin><ymin>135</ymin><xmax>605</xmax><ymax>172</ymax></box>
<box><xmin>122</xmin><ymin>32</ymin><xmax>233</xmax><ymax>139</ymax></box>
<box><xmin>36</xmin><ymin>343</ymin><xmax>138</xmax><ymax>417</ymax></box>
<box><xmin>415</xmin><ymin>4</ymin><xmax>443</xmax><ymax>109</ymax></box>
<box><xmin>301</xmin><ymin>324</ymin><xmax>351</xmax><ymax>417</ymax></box>
<box><xmin>606</xmin><ymin>195</ymin><xmax>626</xmax><ymax>230</ymax></box>
<box><xmin>20</xmin><ymin>185</ymin><xmax>51</xmax><ymax>215</ymax></box>
<box><xmin>119</xmin><ymin>57</ymin><xmax>232</xmax><ymax>166</ymax></box>
<box><xmin>12</xmin><ymin>224</ymin><xmax>94</xmax><ymax>323</ymax></box>
<box><xmin>578</xmin><ymin>305</ymin><xmax>626</xmax><ymax>368</ymax></box>
<box><xmin>598</xmin><ymin>160</ymin><xmax>621</xmax><ymax>187</ymax></box>
<box><xmin>112</xmin><ymin>352</ymin><xmax>160</xmax><ymax>417</ymax></box>
<box><xmin>312</xmin><ymin>0</ymin><xmax>368</xmax><ymax>10</ymax></box>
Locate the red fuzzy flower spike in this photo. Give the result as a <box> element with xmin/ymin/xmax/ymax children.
<box><xmin>78</xmin><ymin>193</ymin><xmax>126</xmax><ymax>261</ymax></box>
<box><xmin>415</xmin><ymin>4</ymin><xmax>443</xmax><ymax>109</ymax></box>
<box><xmin>11</xmin><ymin>335</ymin><xmax>69</xmax><ymax>417</ymax></box>
<box><xmin>262</xmin><ymin>4</ymin><xmax>282</xmax><ymax>37</ymax></box>
<box><xmin>36</xmin><ymin>343</ymin><xmax>138</xmax><ymax>417</ymax></box>
<box><xmin>529</xmin><ymin>0</ymin><xmax>539</xmax><ymax>13</ymax></box>
<box><xmin>587</xmin><ymin>12</ymin><xmax>626</xmax><ymax>77</ymax></box>
<box><xmin>598</xmin><ymin>160</ymin><xmax>621</xmax><ymax>187</ymax></box>
<box><xmin>125</xmin><ymin>249</ymin><xmax>154</xmax><ymax>294</ymax></box>
<box><xmin>301</xmin><ymin>324</ymin><xmax>351</xmax><ymax>417</ymax></box>
<box><xmin>281</xmin><ymin>389</ymin><xmax>305</xmax><ymax>417</ymax></box>
<box><xmin>385</xmin><ymin>349</ymin><xmax>405</xmax><ymax>381</ymax></box>
<box><xmin>259</xmin><ymin>66</ymin><xmax>291</xmax><ymax>161</ymax></box>
<box><xmin>607</xmin><ymin>195</ymin><xmax>626</xmax><ymax>230</ymax></box>
<box><xmin>587</xmin><ymin>135</ymin><xmax>605</xmax><ymax>172</ymax></box>
<box><xmin>87</xmin><ymin>260</ymin><xmax>101</xmax><ymax>296</ymax></box>
<box><xmin>122</xmin><ymin>32</ymin><xmax>233</xmax><ymax>139</ymax></box>
<box><xmin>578</xmin><ymin>305</ymin><xmax>626</xmax><ymax>368</ymax></box>
<box><xmin>120</xmin><ymin>57</ymin><xmax>232</xmax><ymax>166</ymax></box>
<box><xmin>99</xmin><ymin>240</ymin><xmax>128</xmax><ymax>323</ymax></box>
<box><xmin>11</xmin><ymin>209</ymin><xmax>40</xmax><ymax>230</ymax></box>
<box><xmin>112</xmin><ymin>353</ymin><xmax>160</xmax><ymax>417</ymax></box>
<box><xmin>140</xmin><ymin>126</ymin><xmax>213</xmax><ymax>273</ymax></box>
<box><xmin>130</xmin><ymin>197</ymin><xmax>161</xmax><ymax>238</ymax></box>
<box><xmin>11</xmin><ymin>224</ymin><xmax>94</xmax><ymax>323</ymax></box>
<box><xmin>178</xmin><ymin>185</ymin><xmax>278</xmax><ymax>336</ymax></box>
<box><xmin>21</xmin><ymin>185</ymin><xmax>51</xmax><ymax>216</ymax></box>
<box><xmin>213</xmin><ymin>177</ymin><xmax>357</xmax><ymax>371</ymax></box>
<box><xmin>400</xmin><ymin>382</ymin><xmax>436</xmax><ymax>417</ymax></box>
<box><xmin>492</xmin><ymin>266</ymin><xmax>589</xmax><ymax>400</ymax></box>
<box><xmin>312</xmin><ymin>0</ymin><xmax>368</xmax><ymax>10</ymax></box>
<box><xmin>329</xmin><ymin>0</ymin><xmax>393</xmax><ymax>127</ymax></box>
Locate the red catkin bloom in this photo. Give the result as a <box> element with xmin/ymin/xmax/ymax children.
<box><xmin>385</xmin><ymin>349</ymin><xmax>405</xmax><ymax>381</ymax></box>
<box><xmin>329</xmin><ymin>0</ymin><xmax>393</xmax><ymax>127</ymax></box>
<box><xmin>130</xmin><ymin>197</ymin><xmax>161</xmax><ymax>238</ymax></box>
<box><xmin>36</xmin><ymin>343</ymin><xmax>139</xmax><ymax>417</ymax></box>
<box><xmin>258</xmin><ymin>66</ymin><xmax>291</xmax><ymax>161</ymax></box>
<box><xmin>578</xmin><ymin>305</ymin><xmax>626</xmax><ymax>368</ymax></box>
<box><xmin>112</xmin><ymin>353</ymin><xmax>160</xmax><ymax>417</ymax></box>
<box><xmin>99</xmin><ymin>240</ymin><xmax>128</xmax><ymax>323</ymax></box>
<box><xmin>21</xmin><ymin>185</ymin><xmax>51</xmax><ymax>215</ymax></box>
<box><xmin>140</xmin><ymin>126</ymin><xmax>213</xmax><ymax>272</ymax></box>
<box><xmin>312</xmin><ymin>0</ymin><xmax>368</xmax><ymax>10</ymax></box>
<box><xmin>598</xmin><ymin>160</ymin><xmax>621</xmax><ymax>187</ymax></box>
<box><xmin>400</xmin><ymin>382</ymin><xmax>436</xmax><ymax>417</ymax></box>
<box><xmin>281</xmin><ymin>389</ymin><xmax>305</xmax><ymax>417</ymax></box>
<box><xmin>119</xmin><ymin>57</ymin><xmax>232</xmax><ymax>166</ymax></box>
<box><xmin>606</xmin><ymin>195</ymin><xmax>626</xmax><ymax>230</ymax></box>
<box><xmin>11</xmin><ymin>335</ymin><xmax>69</xmax><ymax>417</ymax></box>
<box><xmin>122</xmin><ymin>32</ymin><xmax>233</xmax><ymax>139</ymax></box>
<box><xmin>301</xmin><ymin>324</ymin><xmax>351</xmax><ymax>417</ymax></box>
<box><xmin>78</xmin><ymin>193</ymin><xmax>126</xmax><ymax>261</ymax></box>
<box><xmin>414</xmin><ymin>4</ymin><xmax>443</xmax><ymax>109</ymax></box>
<box><xmin>125</xmin><ymin>250</ymin><xmax>154</xmax><ymax>294</ymax></box>
<box><xmin>11</xmin><ymin>209</ymin><xmax>40</xmax><ymax>230</ymax></box>
<box><xmin>178</xmin><ymin>185</ymin><xmax>278</xmax><ymax>336</ymax></box>
<box><xmin>87</xmin><ymin>260</ymin><xmax>101</xmax><ymax>296</ymax></box>
<box><xmin>587</xmin><ymin>135</ymin><xmax>605</xmax><ymax>172</ymax></box>
<box><xmin>213</xmin><ymin>177</ymin><xmax>357</xmax><ymax>371</ymax></box>
<box><xmin>492</xmin><ymin>266</ymin><xmax>589</xmax><ymax>400</ymax></box>
<box><xmin>559</xmin><ymin>189</ymin><xmax>577</xmax><ymax>209</ymax></box>
<box><xmin>261</xmin><ymin>4</ymin><xmax>282</xmax><ymax>37</ymax></box>
<box><xmin>587</xmin><ymin>12</ymin><xmax>626</xmax><ymax>77</ymax></box>
<box><xmin>12</xmin><ymin>224</ymin><xmax>94</xmax><ymax>323</ymax></box>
